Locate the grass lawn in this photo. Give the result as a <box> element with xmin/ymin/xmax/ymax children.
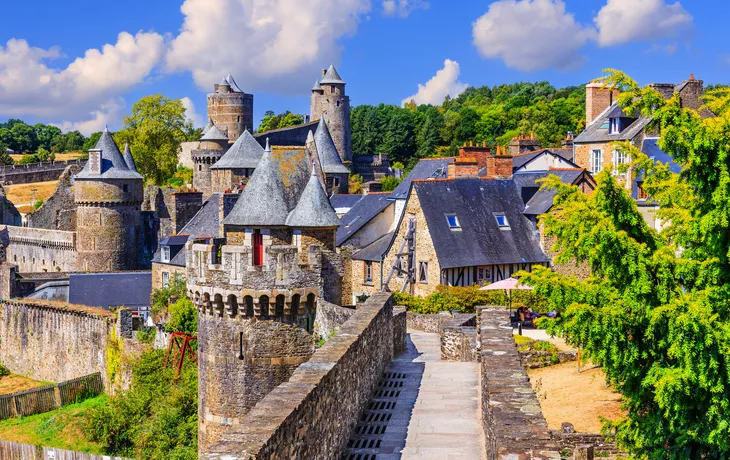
<box><xmin>5</xmin><ymin>180</ymin><xmax>59</xmax><ymax>207</ymax></box>
<box><xmin>9</xmin><ymin>152</ymin><xmax>85</xmax><ymax>163</ymax></box>
<box><xmin>0</xmin><ymin>375</ymin><xmax>51</xmax><ymax>395</ymax></box>
<box><xmin>0</xmin><ymin>395</ymin><xmax>108</xmax><ymax>454</ymax></box>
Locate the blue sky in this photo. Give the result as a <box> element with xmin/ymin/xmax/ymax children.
<box><xmin>0</xmin><ymin>0</ymin><xmax>727</xmax><ymax>134</ymax></box>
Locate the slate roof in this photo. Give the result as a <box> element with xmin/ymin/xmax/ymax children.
<box><xmin>314</xmin><ymin>118</ymin><xmax>349</xmax><ymax>174</ymax></box>
<box><xmin>312</xmin><ymin>80</ymin><xmax>323</xmax><ymax>91</ymax></box>
<box><xmin>76</xmin><ymin>129</ymin><xmax>143</xmax><ymax>180</ymax></box>
<box><xmin>27</xmin><ymin>281</ymin><xmax>69</xmax><ymax>302</ymax></box>
<box><xmin>320</xmin><ymin>65</ymin><xmax>345</xmax><ymax>85</ymax></box>
<box><xmin>122</xmin><ymin>142</ymin><xmax>137</xmax><ymax>172</ymax></box>
<box><xmin>631</xmin><ymin>138</ymin><xmax>682</xmax><ymax>200</ymax></box>
<box><xmin>226</xmin><ymin>73</ymin><xmax>243</xmax><ymax>92</ymax></box>
<box><xmin>512</xmin><ymin>169</ymin><xmax>586</xmax><ymax>216</ymax></box>
<box><xmin>415</xmin><ymin>179</ymin><xmax>548</xmax><ymax>269</ymax></box>
<box><xmin>390</xmin><ymin>158</ymin><xmax>454</xmax><ymax>200</ymax></box>
<box><xmin>152</xmin><ymin>194</ymin><xmax>221</xmax><ymax>266</ymax></box>
<box><xmin>510</xmin><ymin>148</ymin><xmax>576</xmax><ymax>171</ymax></box>
<box><xmin>574</xmin><ymin>101</ymin><xmax>651</xmax><ymax>144</ymax></box>
<box><xmin>353</xmin><ymin>231</ymin><xmax>396</xmax><ymax>261</ymax></box>
<box><xmin>218</xmin><ymin>76</ymin><xmax>230</xmax><ymax>88</ymax></box>
<box><xmin>202</xmin><ymin>117</ymin><xmax>214</xmax><ymax>135</ymax></box>
<box><xmin>330</xmin><ymin>194</ymin><xmax>365</xmax><ymax>213</ymax></box>
<box><xmin>286</xmin><ymin>167</ymin><xmax>341</xmax><ymax>228</ymax></box>
<box><xmin>68</xmin><ymin>272</ymin><xmax>152</xmax><ymax>309</ymax></box>
<box><xmin>223</xmin><ymin>142</ymin><xmax>311</xmax><ymax>226</ymax></box>
<box><xmin>253</xmin><ymin>120</ymin><xmax>319</xmax><ymax>148</ymax></box>
<box><xmin>336</xmin><ymin>193</ymin><xmax>393</xmax><ymax>246</ymax></box>
<box><xmin>201</xmin><ymin>124</ymin><xmax>229</xmax><ymax>141</ymax></box>
<box><xmin>211</xmin><ymin>130</ymin><xmax>264</xmax><ymax>170</ymax></box>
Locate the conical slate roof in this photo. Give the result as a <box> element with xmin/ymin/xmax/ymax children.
<box><xmin>211</xmin><ymin>130</ymin><xmax>264</xmax><ymax>170</ymax></box>
<box><xmin>314</xmin><ymin>118</ymin><xmax>349</xmax><ymax>174</ymax></box>
<box><xmin>286</xmin><ymin>165</ymin><xmax>341</xmax><ymax>228</ymax></box>
<box><xmin>312</xmin><ymin>80</ymin><xmax>323</xmax><ymax>91</ymax></box>
<box><xmin>218</xmin><ymin>76</ymin><xmax>230</xmax><ymax>87</ymax></box>
<box><xmin>223</xmin><ymin>139</ymin><xmax>291</xmax><ymax>226</ymax></box>
<box><xmin>76</xmin><ymin>128</ymin><xmax>142</xmax><ymax>180</ymax></box>
<box><xmin>226</xmin><ymin>73</ymin><xmax>243</xmax><ymax>92</ymax></box>
<box><xmin>201</xmin><ymin>124</ymin><xmax>229</xmax><ymax>141</ymax></box>
<box><xmin>122</xmin><ymin>142</ymin><xmax>138</xmax><ymax>172</ymax></box>
<box><xmin>320</xmin><ymin>65</ymin><xmax>345</xmax><ymax>85</ymax></box>
<box><xmin>202</xmin><ymin>117</ymin><xmax>214</xmax><ymax>135</ymax></box>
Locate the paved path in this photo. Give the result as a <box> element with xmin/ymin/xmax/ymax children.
<box><xmin>343</xmin><ymin>332</ymin><xmax>484</xmax><ymax>459</ymax></box>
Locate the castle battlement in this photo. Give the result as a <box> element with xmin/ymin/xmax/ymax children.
<box><xmin>6</xmin><ymin>226</ymin><xmax>76</xmax><ymax>249</ymax></box>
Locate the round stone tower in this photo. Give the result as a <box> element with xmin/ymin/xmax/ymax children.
<box><xmin>192</xmin><ymin>124</ymin><xmax>229</xmax><ymax>200</ymax></box>
<box><xmin>74</xmin><ymin>129</ymin><xmax>144</xmax><ymax>272</ymax></box>
<box><xmin>207</xmin><ymin>74</ymin><xmax>254</xmax><ymax>143</ymax></box>
<box><xmin>310</xmin><ymin>65</ymin><xmax>352</xmax><ymax>162</ymax></box>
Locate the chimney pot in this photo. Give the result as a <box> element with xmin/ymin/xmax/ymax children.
<box><xmin>689</xmin><ymin>73</ymin><xmax>695</xmax><ymax>81</ymax></box>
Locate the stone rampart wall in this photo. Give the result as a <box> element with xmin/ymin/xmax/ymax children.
<box><xmin>202</xmin><ymin>292</ymin><xmax>398</xmax><ymax>459</ymax></box>
<box><xmin>5</xmin><ymin>226</ymin><xmax>77</xmax><ymax>273</ymax></box>
<box><xmin>0</xmin><ymin>300</ymin><xmax>114</xmax><ymax>389</ymax></box>
<box><xmin>0</xmin><ymin>160</ymin><xmax>87</xmax><ymax>185</ymax></box>
<box><xmin>478</xmin><ymin>306</ymin><xmax>557</xmax><ymax>459</ymax></box>
<box><xmin>0</xmin><ymin>440</ymin><xmax>129</xmax><ymax>460</ymax></box>
<box><xmin>405</xmin><ymin>310</ymin><xmax>448</xmax><ymax>332</ymax></box>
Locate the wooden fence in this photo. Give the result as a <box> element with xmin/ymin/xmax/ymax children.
<box><xmin>0</xmin><ymin>373</ymin><xmax>102</xmax><ymax>420</ymax></box>
<box><xmin>0</xmin><ymin>440</ymin><xmax>130</xmax><ymax>460</ymax></box>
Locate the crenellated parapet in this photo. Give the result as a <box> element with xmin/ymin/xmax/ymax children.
<box><xmin>6</xmin><ymin>226</ymin><xmax>76</xmax><ymax>250</ymax></box>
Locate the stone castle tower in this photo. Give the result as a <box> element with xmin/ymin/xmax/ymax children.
<box><xmin>207</xmin><ymin>74</ymin><xmax>254</xmax><ymax>143</ymax></box>
<box><xmin>74</xmin><ymin>130</ymin><xmax>144</xmax><ymax>272</ymax></box>
<box><xmin>310</xmin><ymin>65</ymin><xmax>352</xmax><ymax>162</ymax></box>
<box><xmin>192</xmin><ymin>124</ymin><xmax>230</xmax><ymax>200</ymax></box>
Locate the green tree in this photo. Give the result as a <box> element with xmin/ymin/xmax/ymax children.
<box><xmin>380</xmin><ymin>176</ymin><xmax>401</xmax><ymax>192</ymax></box>
<box><xmin>257</xmin><ymin>110</ymin><xmax>304</xmax><ymax>133</ymax></box>
<box><xmin>36</xmin><ymin>147</ymin><xmax>54</xmax><ymax>162</ymax></box>
<box><xmin>34</xmin><ymin>124</ymin><xmax>61</xmax><ymax>151</ymax></box>
<box><xmin>167</xmin><ymin>297</ymin><xmax>197</xmax><ymax>334</ymax></box>
<box><xmin>0</xmin><ymin>142</ymin><xmax>13</xmax><ymax>166</ymax></box>
<box><xmin>10</xmin><ymin>122</ymin><xmax>37</xmax><ymax>153</ymax></box>
<box><xmin>381</xmin><ymin>109</ymin><xmax>415</xmax><ymax>163</ymax></box>
<box><xmin>118</xmin><ymin>95</ymin><xmax>192</xmax><ymax>185</ymax></box>
<box><xmin>519</xmin><ymin>70</ymin><xmax>730</xmax><ymax>458</ymax></box>
<box><xmin>61</xmin><ymin>130</ymin><xmax>86</xmax><ymax>152</ymax></box>
<box><xmin>83</xmin><ymin>131</ymin><xmax>103</xmax><ymax>152</ymax></box>
<box><xmin>415</xmin><ymin>114</ymin><xmax>441</xmax><ymax>158</ymax></box>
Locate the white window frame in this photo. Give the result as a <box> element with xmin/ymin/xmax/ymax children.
<box><xmin>418</xmin><ymin>261</ymin><xmax>428</xmax><ymax>284</ymax></box>
<box><xmin>446</xmin><ymin>214</ymin><xmax>461</xmax><ymax>230</ymax></box>
<box><xmin>612</xmin><ymin>150</ymin><xmax>629</xmax><ymax>177</ymax></box>
<box><xmin>591</xmin><ymin>149</ymin><xmax>603</xmax><ymax>174</ymax></box>
<box><xmin>364</xmin><ymin>261</ymin><xmax>373</xmax><ymax>284</ymax></box>
<box><xmin>162</xmin><ymin>271</ymin><xmax>170</xmax><ymax>288</ymax></box>
<box><xmin>494</xmin><ymin>213</ymin><xmax>510</xmax><ymax>229</ymax></box>
<box><xmin>161</xmin><ymin>246</ymin><xmax>170</xmax><ymax>263</ymax></box>
<box><xmin>610</xmin><ymin>118</ymin><xmax>620</xmax><ymax>134</ymax></box>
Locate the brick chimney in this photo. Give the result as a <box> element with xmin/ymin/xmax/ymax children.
<box><xmin>458</xmin><ymin>140</ymin><xmax>491</xmax><ymax>171</ymax></box>
<box><xmin>484</xmin><ymin>146</ymin><xmax>513</xmax><ymax>180</ymax></box>
<box><xmin>448</xmin><ymin>157</ymin><xmax>480</xmax><ymax>178</ymax></box>
<box><xmin>586</xmin><ymin>82</ymin><xmax>620</xmax><ymax>126</ymax></box>
<box><xmin>508</xmin><ymin>133</ymin><xmax>541</xmax><ymax>156</ymax></box>
<box><xmin>677</xmin><ymin>73</ymin><xmax>704</xmax><ymax>112</ymax></box>
<box><xmin>562</xmin><ymin>132</ymin><xmax>575</xmax><ymax>148</ymax></box>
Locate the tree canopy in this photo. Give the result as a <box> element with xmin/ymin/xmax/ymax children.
<box><xmin>351</xmin><ymin>81</ymin><xmax>585</xmax><ymax>169</ymax></box>
<box><xmin>520</xmin><ymin>70</ymin><xmax>730</xmax><ymax>459</ymax></box>
<box><xmin>257</xmin><ymin>110</ymin><xmax>305</xmax><ymax>133</ymax></box>
<box><xmin>116</xmin><ymin>95</ymin><xmax>193</xmax><ymax>186</ymax></box>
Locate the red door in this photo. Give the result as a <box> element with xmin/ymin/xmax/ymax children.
<box><xmin>253</xmin><ymin>230</ymin><xmax>263</xmax><ymax>266</ymax></box>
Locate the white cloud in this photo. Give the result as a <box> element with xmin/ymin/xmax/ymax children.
<box><xmin>382</xmin><ymin>0</ymin><xmax>429</xmax><ymax>17</ymax></box>
<box><xmin>472</xmin><ymin>0</ymin><xmax>595</xmax><ymax>72</ymax></box>
<box><xmin>645</xmin><ymin>43</ymin><xmax>678</xmax><ymax>55</ymax></box>
<box><xmin>181</xmin><ymin>96</ymin><xmax>203</xmax><ymax>128</ymax></box>
<box><xmin>595</xmin><ymin>0</ymin><xmax>692</xmax><ymax>47</ymax></box>
<box><xmin>166</xmin><ymin>0</ymin><xmax>373</xmax><ymax>93</ymax></box>
<box><xmin>0</xmin><ymin>31</ymin><xmax>164</xmax><ymax>131</ymax></box>
<box><xmin>55</xmin><ymin>98</ymin><xmax>126</xmax><ymax>136</ymax></box>
<box><xmin>402</xmin><ymin>59</ymin><xmax>468</xmax><ymax>106</ymax></box>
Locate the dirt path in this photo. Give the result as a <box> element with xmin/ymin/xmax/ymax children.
<box><xmin>0</xmin><ymin>375</ymin><xmax>50</xmax><ymax>395</ymax></box>
<box><xmin>528</xmin><ymin>361</ymin><xmax>625</xmax><ymax>432</ymax></box>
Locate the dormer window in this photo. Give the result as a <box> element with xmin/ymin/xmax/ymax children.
<box><xmin>446</xmin><ymin>214</ymin><xmax>460</xmax><ymax>230</ymax></box>
<box><xmin>610</xmin><ymin>118</ymin><xmax>620</xmax><ymax>134</ymax></box>
<box><xmin>494</xmin><ymin>213</ymin><xmax>510</xmax><ymax>229</ymax></box>
<box><xmin>161</xmin><ymin>246</ymin><xmax>170</xmax><ymax>263</ymax></box>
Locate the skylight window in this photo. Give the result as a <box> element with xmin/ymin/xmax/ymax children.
<box><xmin>446</xmin><ymin>214</ymin><xmax>460</xmax><ymax>230</ymax></box>
<box><xmin>494</xmin><ymin>213</ymin><xmax>510</xmax><ymax>229</ymax></box>
<box><xmin>345</xmin><ymin>216</ymin><xmax>360</xmax><ymax>228</ymax></box>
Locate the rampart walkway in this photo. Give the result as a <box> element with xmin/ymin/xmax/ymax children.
<box><xmin>343</xmin><ymin>332</ymin><xmax>485</xmax><ymax>459</ymax></box>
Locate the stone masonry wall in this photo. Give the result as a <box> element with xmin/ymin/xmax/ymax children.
<box><xmin>0</xmin><ymin>160</ymin><xmax>87</xmax><ymax>186</ymax></box>
<box><xmin>0</xmin><ymin>300</ymin><xmax>114</xmax><ymax>388</ymax></box>
<box><xmin>202</xmin><ymin>292</ymin><xmax>397</xmax><ymax>459</ymax></box>
<box><xmin>5</xmin><ymin>226</ymin><xmax>77</xmax><ymax>273</ymax></box>
<box><xmin>26</xmin><ymin>165</ymin><xmax>82</xmax><ymax>231</ymax></box>
<box><xmin>478</xmin><ymin>306</ymin><xmax>557</xmax><ymax>460</ymax></box>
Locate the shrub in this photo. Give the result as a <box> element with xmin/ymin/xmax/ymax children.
<box><xmin>86</xmin><ymin>349</ymin><xmax>198</xmax><ymax>459</ymax></box>
<box><xmin>18</xmin><ymin>154</ymin><xmax>37</xmax><ymax>165</ymax></box>
<box><xmin>393</xmin><ymin>284</ymin><xmax>547</xmax><ymax>314</ymax></box>
<box><xmin>33</xmin><ymin>199</ymin><xmax>44</xmax><ymax>210</ymax></box>
<box><xmin>136</xmin><ymin>327</ymin><xmax>156</xmax><ymax>344</ymax></box>
<box><xmin>150</xmin><ymin>276</ymin><xmax>186</xmax><ymax>319</ymax></box>
<box><xmin>0</xmin><ymin>362</ymin><xmax>10</xmax><ymax>378</ymax></box>
<box><xmin>166</xmin><ymin>298</ymin><xmax>197</xmax><ymax>334</ymax></box>
<box><xmin>380</xmin><ymin>176</ymin><xmax>401</xmax><ymax>192</ymax></box>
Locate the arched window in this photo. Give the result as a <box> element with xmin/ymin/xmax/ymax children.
<box><xmin>227</xmin><ymin>294</ymin><xmax>238</xmax><ymax>317</ymax></box>
<box><xmin>203</xmin><ymin>293</ymin><xmax>211</xmax><ymax>313</ymax></box>
<box><xmin>259</xmin><ymin>295</ymin><xmax>270</xmax><ymax>318</ymax></box>
<box><xmin>214</xmin><ymin>293</ymin><xmax>224</xmax><ymax>316</ymax></box>
<box><xmin>306</xmin><ymin>294</ymin><xmax>316</xmax><ymax>316</ymax></box>
<box><xmin>275</xmin><ymin>295</ymin><xmax>285</xmax><ymax>320</ymax></box>
<box><xmin>244</xmin><ymin>296</ymin><xmax>254</xmax><ymax>317</ymax></box>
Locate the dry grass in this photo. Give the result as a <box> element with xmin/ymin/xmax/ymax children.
<box><xmin>528</xmin><ymin>361</ymin><xmax>625</xmax><ymax>433</ymax></box>
<box><xmin>9</xmin><ymin>152</ymin><xmax>84</xmax><ymax>162</ymax></box>
<box><xmin>4</xmin><ymin>180</ymin><xmax>59</xmax><ymax>206</ymax></box>
<box><xmin>0</xmin><ymin>375</ymin><xmax>50</xmax><ymax>395</ymax></box>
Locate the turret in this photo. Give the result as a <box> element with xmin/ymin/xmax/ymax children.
<box><xmin>310</xmin><ymin>65</ymin><xmax>351</xmax><ymax>162</ymax></box>
<box><xmin>207</xmin><ymin>74</ymin><xmax>254</xmax><ymax>143</ymax></box>
<box><xmin>192</xmin><ymin>124</ymin><xmax>229</xmax><ymax>199</ymax></box>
